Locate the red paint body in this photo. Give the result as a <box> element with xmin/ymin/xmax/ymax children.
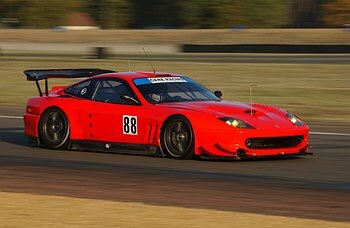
<box><xmin>24</xmin><ymin>72</ymin><xmax>310</xmax><ymax>159</ymax></box>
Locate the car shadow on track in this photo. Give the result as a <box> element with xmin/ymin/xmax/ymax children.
<box><xmin>197</xmin><ymin>155</ymin><xmax>302</xmax><ymax>163</ymax></box>
<box><xmin>0</xmin><ymin>127</ymin><xmax>34</xmax><ymax>147</ymax></box>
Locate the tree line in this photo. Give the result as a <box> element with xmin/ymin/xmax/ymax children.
<box><xmin>0</xmin><ymin>0</ymin><xmax>348</xmax><ymax>28</ymax></box>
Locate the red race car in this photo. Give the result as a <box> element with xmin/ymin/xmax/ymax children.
<box><xmin>23</xmin><ymin>69</ymin><xmax>311</xmax><ymax>160</ymax></box>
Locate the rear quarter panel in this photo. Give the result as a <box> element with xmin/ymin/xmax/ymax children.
<box><xmin>24</xmin><ymin>96</ymin><xmax>84</xmax><ymax>139</ymax></box>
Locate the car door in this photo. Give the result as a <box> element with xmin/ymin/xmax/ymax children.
<box><xmin>64</xmin><ymin>78</ymin><xmax>96</xmax><ymax>140</ymax></box>
<box><xmin>77</xmin><ymin>78</ymin><xmax>146</xmax><ymax>145</ymax></box>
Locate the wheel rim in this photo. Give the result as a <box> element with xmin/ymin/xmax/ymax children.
<box><xmin>164</xmin><ymin>119</ymin><xmax>193</xmax><ymax>158</ymax></box>
<box><xmin>42</xmin><ymin>111</ymin><xmax>68</xmax><ymax>144</ymax></box>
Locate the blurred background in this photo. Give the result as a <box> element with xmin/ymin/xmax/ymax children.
<box><xmin>0</xmin><ymin>0</ymin><xmax>349</xmax><ymax>122</ymax></box>
<box><xmin>0</xmin><ymin>0</ymin><xmax>349</xmax><ymax>29</ymax></box>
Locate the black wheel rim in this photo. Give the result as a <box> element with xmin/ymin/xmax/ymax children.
<box><xmin>164</xmin><ymin>119</ymin><xmax>193</xmax><ymax>158</ymax></box>
<box><xmin>42</xmin><ymin>111</ymin><xmax>68</xmax><ymax>144</ymax></box>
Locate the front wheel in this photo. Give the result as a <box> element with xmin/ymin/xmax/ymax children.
<box><xmin>38</xmin><ymin>107</ymin><xmax>70</xmax><ymax>149</ymax></box>
<box><xmin>162</xmin><ymin>116</ymin><xmax>194</xmax><ymax>159</ymax></box>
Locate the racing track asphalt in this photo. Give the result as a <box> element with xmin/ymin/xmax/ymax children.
<box><xmin>0</xmin><ymin>106</ymin><xmax>349</xmax><ymax>222</ymax></box>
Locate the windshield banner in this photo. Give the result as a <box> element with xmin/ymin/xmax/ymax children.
<box><xmin>134</xmin><ymin>77</ymin><xmax>187</xmax><ymax>85</ymax></box>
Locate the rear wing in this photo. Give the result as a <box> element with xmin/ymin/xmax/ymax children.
<box><xmin>24</xmin><ymin>68</ymin><xmax>115</xmax><ymax>96</ymax></box>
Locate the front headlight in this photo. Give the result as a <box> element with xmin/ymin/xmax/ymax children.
<box><xmin>218</xmin><ymin>117</ymin><xmax>255</xmax><ymax>129</ymax></box>
<box><xmin>286</xmin><ymin>113</ymin><xmax>304</xmax><ymax>126</ymax></box>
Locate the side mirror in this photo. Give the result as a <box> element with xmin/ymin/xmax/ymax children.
<box><xmin>214</xmin><ymin>90</ymin><xmax>222</xmax><ymax>99</ymax></box>
<box><xmin>120</xmin><ymin>94</ymin><xmax>140</xmax><ymax>105</ymax></box>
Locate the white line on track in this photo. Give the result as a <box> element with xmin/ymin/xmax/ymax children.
<box><xmin>0</xmin><ymin>115</ymin><xmax>349</xmax><ymax>136</ymax></box>
<box><xmin>0</xmin><ymin>115</ymin><xmax>23</xmax><ymax>119</ymax></box>
<box><xmin>309</xmin><ymin>131</ymin><xmax>350</xmax><ymax>136</ymax></box>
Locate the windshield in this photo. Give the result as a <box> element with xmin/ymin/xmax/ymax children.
<box><xmin>133</xmin><ymin>76</ymin><xmax>220</xmax><ymax>104</ymax></box>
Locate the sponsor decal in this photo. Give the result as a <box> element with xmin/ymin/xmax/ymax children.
<box><xmin>80</xmin><ymin>87</ymin><xmax>87</xmax><ymax>95</ymax></box>
<box><xmin>134</xmin><ymin>77</ymin><xmax>188</xmax><ymax>85</ymax></box>
<box><xmin>148</xmin><ymin>77</ymin><xmax>187</xmax><ymax>83</ymax></box>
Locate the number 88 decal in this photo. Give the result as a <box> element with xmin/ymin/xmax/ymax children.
<box><xmin>123</xmin><ymin>115</ymin><xmax>137</xmax><ymax>135</ymax></box>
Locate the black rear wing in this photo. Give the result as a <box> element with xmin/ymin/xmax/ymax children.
<box><xmin>24</xmin><ymin>68</ymin><xmax>115</xmax><ymax>96</ymax></box>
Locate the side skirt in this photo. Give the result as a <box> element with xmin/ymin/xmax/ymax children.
<box><xmin>70</xmin><ymin>140</ymin><xmax>163</xmax><ymax>157</ymax></box>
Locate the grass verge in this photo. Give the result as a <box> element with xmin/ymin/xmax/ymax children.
<box><xmin>0</xmin><ymin>191</ymin><xmax>349</xmax><ymax>227</ymax></box>
<box><xmin>0</xmin><ymin>29</ymin><xmax>349</xmax><ymax>44</ymax></box>
<box><xmin>0</xmin><ymin>56</ymin><xmax>349</xmax><ymax>123</ymax></box>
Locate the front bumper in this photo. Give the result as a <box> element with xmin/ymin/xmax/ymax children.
<box><xmin>200</xmin><ymin>150</ymin><xmax>312</xmax><ymax>160</ymax></box>
<box><xmin>196</xmin><ymin>127</ymin><xmax>311</xmax><ymax>158</ymax></box>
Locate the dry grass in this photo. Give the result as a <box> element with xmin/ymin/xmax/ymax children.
<box><xmin>0</xmin><ymin>191</ymin><xmax>349</xmax><ymax>228</ymax></box>
<box><xmin>0</xmin><ymin>29</ymin><xmax>349</xmax><ymax>44</ymax></box>
<box><xmin>0</xmin><ymin>56</ymin><xmax>349</xmax><ymax>123</ymax></box>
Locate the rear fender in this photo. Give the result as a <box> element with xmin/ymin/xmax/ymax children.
<box><xmin>25</xmin><ymin>97</ymin><xmax>84</xmax><ymax>140</ymax></box>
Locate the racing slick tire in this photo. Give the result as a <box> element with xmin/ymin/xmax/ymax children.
<box><xmin>162</xmin><ymin>116</ymin><xmax>194</xmax><ymax>159</ymax></box>
<box><xmin>38</xmin><ymin>107</ymin><xmax>70</xmax><ymax>149</ymax></box>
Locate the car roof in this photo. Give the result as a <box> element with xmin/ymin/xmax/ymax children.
<box><xmin>93</xmin><ymin>71</ymin><xmax>181</xmax><ymax>80</ymax></box>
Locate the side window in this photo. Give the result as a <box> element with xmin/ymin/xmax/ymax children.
<box><xmin>65</xmin><ymin>79</ymin><xmax>93</xmax><ymax>99</ymax></box>
<box><xmin>92</xmin><ymin>79</ymin><xmax>138</xmax><ymax>105</ymax></box>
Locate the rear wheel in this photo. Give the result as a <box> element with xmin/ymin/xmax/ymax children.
<box><xmin>162</xmin><ymin>116</ymin><xmax>194</xmax><ymax>159</ymax></box>
<box><xmin>39</xmin><ymin>107</ymin><xmax>70</xmax><ymax>149</ymax></box>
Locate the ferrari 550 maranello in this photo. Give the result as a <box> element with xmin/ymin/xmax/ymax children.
<box><xmin>23</xmin><ymin>69</ymin><xmax>311</xmax><ymax>160</ymax></box>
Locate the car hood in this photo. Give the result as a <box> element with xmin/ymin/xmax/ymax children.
<box><xmin>160</xmin><ymin>100</ymin><xmax>297</xmax><ymax>130</ymax></box>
